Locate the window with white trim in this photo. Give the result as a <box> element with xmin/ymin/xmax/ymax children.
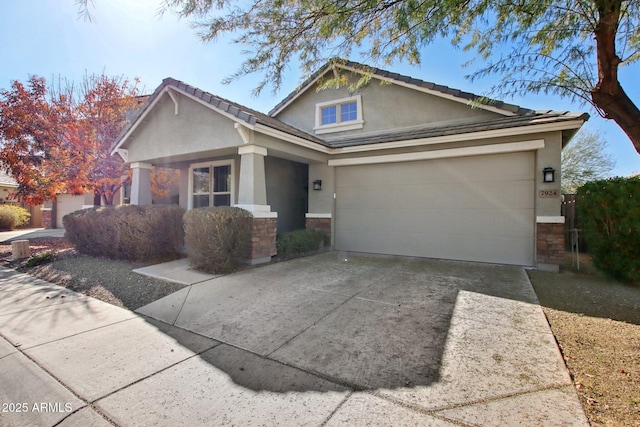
<box><xmin>314</xmin><ymin>95</ymin><xmax>363</xmax><ymax>134</ymax></box>
<box><xmin>189</xmin><ymin>160</ymin><xmax>234</xmax><ymax>209</ymax></box>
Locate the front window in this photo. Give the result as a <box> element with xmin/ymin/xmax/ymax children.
<box><xmin>341</xmin><ymin>101</ymin><xmax>358</xmax><ymax>122</ymax></box>
<box><xmin>321</xmin><ymin>105</ymin><xmax>337</xmax><ymax>125</ymax></box>
<box><xmin>190</xmin><ymin>161</ymin><xmax>233</xmax><ymax>209</ymax></box>
<box><xmin>314</xmin><ymin>95</ymin><xmax>364</xmax><ymax>134</ymax></box>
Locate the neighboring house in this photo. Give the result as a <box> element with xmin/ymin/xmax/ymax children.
<box><xmin>43</xmin><ymin>193</ymin><xmax>98</xmax><ymax>229</ymax></box>
<box><xmin>43</xmin><ymin>188</ymin><xmax>129</xmax><ymax>229</ymax></box>
<box><xmin>0</xmin><ymin>170</ymin><xmax>43</xmax><ymax>227</ymax></box>
<box><xmin>111</xmin><ymin>60</ymin><xmax>587</xmax><ymax>271</ymax></box>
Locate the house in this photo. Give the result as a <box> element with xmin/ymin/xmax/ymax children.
<box><xmin>0</xmin><ymin>170</ymin><xmax>42</xmax><ymax>228</ymax></box>
<box><xmin>110</xmin><ymin>60</ymin><xmax>587</xmax><ymax>272</ymax></box>
<box><xmin>42</xmin><ymin>193</ymin><xmax>103</xmax><ymax>229</ymax></box>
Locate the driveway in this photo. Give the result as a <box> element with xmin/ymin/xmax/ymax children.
<box><xmin>0</xmin><ymin>252</ymin><xmax>588</xmax><ymax>426</ymax></box>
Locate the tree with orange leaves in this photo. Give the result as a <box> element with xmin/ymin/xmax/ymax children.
<box><xmin>0</xmin><ymin>74</ymin><xmax>144</xmax><ymax>205</ymax></box>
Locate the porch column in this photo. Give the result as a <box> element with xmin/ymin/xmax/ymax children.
<box><xmin>130</xmin><ymin>162</ymin><xmax>153</xmax><ymax>206</ymax></box>
<box><xmin>236</xmin><ymin>145</ymin><xmax>270</xmax><ymax>212</ymax></box>
<box><xmin>235</xmin><ymin>145</ymin><xmax>277</xmax><ymax>264</ymax></box>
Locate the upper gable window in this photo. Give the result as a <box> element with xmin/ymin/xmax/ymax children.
<box><xmin>314</xmin><ymin>95</ymin><xmax>363</xmax><ymax>134</ymax></box>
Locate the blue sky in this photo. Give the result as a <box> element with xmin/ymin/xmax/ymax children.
<box><xmin>1</xmin><ymin>0</ymin><xmax>639</xmax><ymax>176</ymax></box>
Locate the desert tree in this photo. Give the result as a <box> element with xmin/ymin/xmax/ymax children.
<box><xmin>78</xmin><ymin>0</ymin><xmax>640</xmax><ymax>155</ymax></box>
<box><xmin>562</xmin><ymin>128</ymin><xmax>616</xmax><ymax>193</ymax></box>
<box><xmin>0</xmin><ymin>73</ymin><xmax>142</xmax><ymax>205</ymax></box>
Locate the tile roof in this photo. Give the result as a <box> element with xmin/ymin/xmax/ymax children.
<box><xmin>328</xmin><ymin>111</ymin><xmax>590</xmax><ymax>148</ymax></box>
<box><xmin>112</xmin><ymin>78</ymin><xmax>328</xmax><ymax>153</ymax></box>
<box><xmin>112</xmin><ymin>61</ymin><xmax>587</xmax><ymax>154</ymax></box>
<box><xmin>269</xmin><ymin>59</ymin><xmax>535</xmax><ymax>117</ymax></box>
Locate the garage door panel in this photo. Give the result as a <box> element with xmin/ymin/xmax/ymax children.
<box><xmin>56</xmin><ymin>194</ymin><xmax>87</xmax><ymax>228</ymax></box>
<box><xmin>337</xmin><ymin>228</ymin><xmax>534</xmax><ymax>265</ymax></box>
<box><xmin>337</xmin><ymin>180</ymin><xmax>534</xmax><ymax>211</ymax></box>
<box><xmin>335</xmin><ymin>152</ymin><xmax>535</xmax><ymax>266</ymax></box>
<box><xmin>336</xmin><ymin>152</ymin><xmax>534</xmax><ymax>186</ymax></box>
<box><xmin>336</xmin><ymin>208</ymin><xmax>534</xmax><ymax>238</ymax></box>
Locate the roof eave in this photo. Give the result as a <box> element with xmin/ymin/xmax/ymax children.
<box><xmin>268</xmin><ymin>60</ymin><xmax>534</xmax><ymax>118</ymax></box>
<box><xmin>330</xmin><ymin>118</ymin><xmax>589</xmax><ymax>154</ymax></box>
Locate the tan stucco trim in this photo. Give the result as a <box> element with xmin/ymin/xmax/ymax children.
<box><xmin>314</xmin><ymin>94</ymin><xmax>364</xmax><ymax>134</ymax></box>
<box><xmin>167</xmin><ymin>88</ymin><xmax>179</xmax><ymax>115</ymax></box>
<box><xmin>305</xmin><ymin>213</ymin><xmax>332</xmax><ymax>218</ymax></box>
<box><xmin>235</xmin><ymin>204</ymin><xmax>278</xmax><ymax>218</ymax></box>
<box><xmin>238</xmin><ymin>145</ymin><xmax>268</xmax><ymax>156</ymax></box>
<box><xmin>130</xmin><ymin>162</ymin><xmax>153</xmax><ymax>170</ymax></box>
<box><xmin>234</xmin><ymin>123</ymin><xmax>254</xmax><ymax>145</ymax></box>
<box><xmin>332</xmin><ymin>120</ymin><xmax>584</xmax><ymax>155</ymax></box>
<box><xmin>115</xmin><ymin>149</ymin><xmax>128</xmax><ymax>162</ymax></box>
<box><xmin>328</xmin><ymin>139</ymin><xmax>544</xmax><ymax>166</ymax></box>
<box><xmin>536</xmin><ymin>216</ymin><xmax>565</xmax><ymax>223</ymax></box>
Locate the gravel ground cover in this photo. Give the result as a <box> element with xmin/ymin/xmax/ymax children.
<box><xmin>0</xmin><ymin>237</ymin><xmax>185</xmax><ymax>310</ymax></box>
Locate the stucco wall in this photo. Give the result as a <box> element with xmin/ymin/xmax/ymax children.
<box><xmin>275</xmin><ymin>76</ymin><xmax>502</xmax><ymax>138</ymax></box>
<box><xmin>308</xmin><ymin>163</ymin><xmax>334</xmax><ymax>215</ymax></box>
<box><xmin>265</xmin><ymin>156</ymin><xmax>308</xmax><ymax>233</ymax></box>
<box><xmin>126</xmin><ymin>93</ymin><xmax>243</xmax><ymax>163</ymax></box>
<box><xmin>535</xmin><ymin>131</ymin><xmax>563</xmax><ymax>217</ymax></box>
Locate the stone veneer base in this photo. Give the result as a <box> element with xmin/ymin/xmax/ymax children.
<box><xmin>250</xmin><ymin>217</ymin><xmax>277</xmax><ymax>262</ymax></box>
<box><xmin>536</xmin><ymin>223</ymin><xmax>564</xmax><ymax>267</ymax></box>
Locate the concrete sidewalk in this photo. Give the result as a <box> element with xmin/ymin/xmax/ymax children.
<box><xmin>0</xmin><ymin>254</ymin><xmax>589</xmax><ymax>426</ymax></box>
<box><xmin>0</xmin><ymin>228</ymin><xmax>66</xmax><ymax>244</ymax></box>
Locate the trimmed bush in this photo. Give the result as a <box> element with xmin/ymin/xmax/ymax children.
<box><xmin>0</xmin><ymin>206</ymin><xmax>19</xmax><ymax>230</ymax></box>
<box><xmin>184</xmin><ymin>206</ymin><xmax>251</xmax><ymax>274</ymax></box>
<box><xmin>276</xmin><ymin>229</ymin><xmax>328</xmax><ymax>258</ymax></box>
<box><xmin>577</xmin><ymin>176</ymin><xmax>640</xmax><ymax>282</ymax></box>
<box><xmin>2</xmin><ymin>205</ymin><xmax>30</xmax><ymax>228</ymax></box>
<box><xmin>63</xmin><ymin>205</ymin><xmax>185</xmax><ymax>261</ymax></box>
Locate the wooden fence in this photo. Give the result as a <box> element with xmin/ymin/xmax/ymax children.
<box><xmin>561</xmin><ymin>194</ymin><xmax>586</xmax><ymax>252</ymax></box>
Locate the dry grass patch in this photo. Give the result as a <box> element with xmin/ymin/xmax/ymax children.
<box><xmin>528</xmin><ymin>254</ymin><xmax>640</xmax><ymax>426</ymax></box>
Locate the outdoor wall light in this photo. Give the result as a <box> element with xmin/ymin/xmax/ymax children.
<box><xmin>313</xmin><ymin>180</ymin><xmax>322</xmax><ymax>191</ymax></box>
<box><xmin>543</xmin><ymin>167</ymin><xmax>556</xmax><ymax>183</ymax></box>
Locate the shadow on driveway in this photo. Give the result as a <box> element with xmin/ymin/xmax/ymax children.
<box><xmin>0</xmin><ymin>255</ymin><xmax>585</xmax><ymax>426</ymax></box>
<box><xmin>137</xmin><ymin>252</ymin><xmax>546</xmax><ymax>393</ymax></box>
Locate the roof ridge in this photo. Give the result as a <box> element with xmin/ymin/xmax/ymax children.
<box><xmin>268</xmin><ymin>58</ymin><xmax>535</xmax><ymax>117</ymax></box>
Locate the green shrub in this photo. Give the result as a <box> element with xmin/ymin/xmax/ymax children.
<box><xmin>184</xmin><ymin>206</ymin><xmax>251</xmax><ymax>274</ymax></box>
<box><xmin>0</xmin><ymin>206</ymin><xmax>19</xmax><ymax>230</ymax></box>
<box><xmin>25</xmin><ymin>251</ymin><xmax>55</xmax><ymax>268</ymax></box>
<box><xmin>2</xmin><ymin>205</ymin><xmax>30</xmax><ymax>227</ymax></box>
<box><xmin>276</xmin><ymin>229</ymin><xmax>328</xmax><ymax>258</ymax></box>
<box><xmin>63</xmin><ymin>205</ymin><xmax>185</xmax><ymax>261</ymax></box>
<box><xmin>577</xmin><ymin>176</ymin><xmax>640</xmax><ymax>282</ymax></box>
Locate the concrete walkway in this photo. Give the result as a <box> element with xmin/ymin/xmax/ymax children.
<box><xmin>0</xmin><ymin>253</ymin><xmax>589</xmax><ymax>426</ymax></box>
<box><xmin>133</xmin><ymin>258</ymin><xmax>221</xmax><ymax>285</ymax></box>
<box><xmin>0</xmin><ymin>228</ymin><xmax>66</xmax><ymax>243</ymax></box>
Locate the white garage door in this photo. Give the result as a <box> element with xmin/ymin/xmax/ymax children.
<box><xmin>335</xmin><ymin>152</ymin><xmax>535</xmax><ymax>266</ymax></box>
<box><xmin>56</xmin><ymin>194</ymin><xmax>87</xmax><ymax>228</ymax></box>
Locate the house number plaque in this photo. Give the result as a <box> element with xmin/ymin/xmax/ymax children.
<box><xmin>539</xmin><ymin>189</ymin><xmax>559</xmax><ymax>198</ymax></box>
